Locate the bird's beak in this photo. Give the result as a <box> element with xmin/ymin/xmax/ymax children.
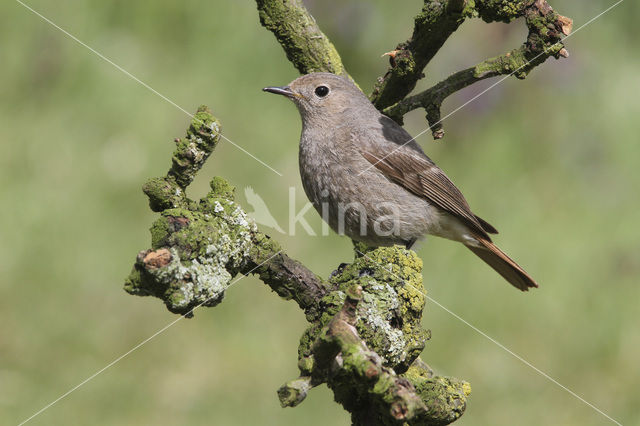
<box><xmin>262</xmin><ymin>86</ymin><xmax>298</xmax><ymax>98</ymax></box>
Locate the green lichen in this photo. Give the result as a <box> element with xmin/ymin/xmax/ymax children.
<box><xmin>277</xmin><ymin>376</ymin><xmax>313</xmax><ymax>408</ymax></box>
<box><xmin>125</xmin><ymin>182</ymin><xmax>256</xmax><ymax>315</ymax></box>
<box><xmin>475</xmin><ymin>0</ymin><xmax>525</xmax><ymax>23</ymax></box>
<box><xmin>297</xmin><ymin>246</ymin><xmax>428</xmax><ymax>373</ymax></box>
<box><xmin>371</xmin><ymin>0</ymin><xmax>470</xmax><ymax>110</ymax></box>
<box><xmin>281</xmin><ymin>247</ymin><xmax>466</xmax><ymax>423</ymax></box>
<box><xmin>142</xmin><ymin>176</ymin><xmax>187</xmax><ymax>212</ymax></box>
<box><xmin>161</xmin><ymin>247</ymin><xmax>231</xmax><ymax>311</ymax></box>
<box><xmin>168</xmin><ymin>105</ymin><xmax>221</xmax><ymax>189</ymax></box>
<box><xmin>473</xmin><ymin>47</ymin><xmax>532</xmax><ymax>79</ymax></box>
<box><xmin>209</xmin><ymin>176</ymin><xmax>235</xmax><ymax>200</ymax></box>
<box><xmin>404</xmin><ymin>360</ymin><xmax>471</xmax><ymax>425</ymax></box>
<box><xmin>123</xmin><ymin>266</ymin><xmax>146</xmax><ymax>296</ymax></box>
<box><xmin>141</xmin><ymin>106</ymin><xmax>220</xmax><ymax>213</ymax></box>
<box><xmin>474</xmin><ymin>0</ymin><xmax>566</xmax><ymax>77</ymax></box>
<box><xmin>256</xmin><ymin>0</ymin><xmax>346</xmax><ymax>75</ymax></box>
<box><xmin>150</xmin><ymin>216</ymin><xmax>171</xmax><ymax>249</ymax></box>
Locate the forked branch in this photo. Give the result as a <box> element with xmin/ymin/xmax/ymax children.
<box><xmin>379</xmin><ymin>0</ymin><xmax>573</xmax><ymax>138</ymax></box>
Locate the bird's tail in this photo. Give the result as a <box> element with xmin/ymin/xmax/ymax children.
<box><xmin>465</xmin><ymin>237</ymin><xmax>538</xmax><ymax>291</ymax></box>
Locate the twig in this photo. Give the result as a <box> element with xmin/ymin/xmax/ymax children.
<box><xmin>370</xmin><ymin>0</ymin><xmax>473</xmax><ymax>110</ymax></box>
<box><xmin>375</xmin><ymin>0</ymin><xmax>572</xmax><ymax>138</ymax></box>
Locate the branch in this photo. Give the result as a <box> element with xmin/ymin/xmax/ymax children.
<box><xmin>370</xmin><ymin>0</ymin><xmax>473</xmax><ymax>110</ymax></box>
<box><xmin>244</xmin><ymin>233</ymin><xmax>329</xmax><ymax>321</ymax></box>
<box><xmin>295</xmin><ymin>284</ymin><xmax>469</xmax><ymax>425</ymax></box>
<box><xmin>255</xmin><ymin>0</ymin><xmax>346</xmax><ymax>75</ymax></box>
<box><xmin>383</xmin><ymin>43</ymin><xmax>569</xmax><ymax>138</ymax></box>
<box><xmin>380</xmin><ymin>0</ymin><xmax>573</xmax><ymax>138</ymax></box>
<box><xmin>124</xmin><ymin>107</ymin><xmax>469</xmax><ymax>424</ymax></box>
<box><xmin>125</xmin><ymin>106</ymin><xmax>329</xmax><ymax>320</ymax></box>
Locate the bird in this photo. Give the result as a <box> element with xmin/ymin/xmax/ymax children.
<box><xmin>263</xmin><ymin>72</ymin><xmax>537</xmax><ymax>291</ymax></box>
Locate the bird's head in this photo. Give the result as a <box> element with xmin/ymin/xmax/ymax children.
<box><xmin>263</xmin><ymin>72</ymin><xmax>370</xmax><ymax>121</ymax></box>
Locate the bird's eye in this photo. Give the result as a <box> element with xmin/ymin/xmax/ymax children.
<box><xmin>314</xmin><ymin>85</ymin><xmax>329</xmax><ymax>97</ymax></box>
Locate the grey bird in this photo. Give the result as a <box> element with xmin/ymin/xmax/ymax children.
<box><xmin>264</xmin><ymin>72</ymin><xmax>537</xmax><ymax>291</ymax></box>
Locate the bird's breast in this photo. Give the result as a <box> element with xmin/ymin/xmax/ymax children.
<box><xmin>298</xmin><ymin>132</ymin><xmax>440</xmax><ymax>245</ymax></box>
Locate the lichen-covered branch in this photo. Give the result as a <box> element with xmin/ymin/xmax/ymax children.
<box><xmin>141</xmin><ymin>107</ymin><xmax>221</xmax><ymax>212</ymax></box>
<box><xmin>286</xmin><ymin>254</ymin><xmax>470</xmax><ymax>425</ymax></box>
<box><xmin>125</xmin><ymin>107</ymin><xmax>469</xmax><ymax>424</ymax></box>
<box><xmin>125</xmin><ymin>106</ymin><xmax>330</xmax><ymax>320</ymax></box>
<box><xmin>370</xmin><ymin>0</ymin><xmax>473</xmax><ymax>110</ymax></box>
<box><xmin>244</xmin><ymin>233</ymin><xmax>329</xmax><ymax>321</ymax></box>
<box><xmin>255</xmin><ymin>0</ymin><xmax>346</xmax><ymax>75</ymax></box>
<box><xmin>373</xmin><ymin>0</ymin><xmax>572</xmax><ymax>138</ymax></box>
<box><xmin>383</xmin><ymin>44</ymin><xmax>570</xmax><ymax>139</ymax></box>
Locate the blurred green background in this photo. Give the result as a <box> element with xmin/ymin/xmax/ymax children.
<box><xmin>1</xmin><ymin>0</ymin><xmax>638</xmax><ymax>425</ymax></box>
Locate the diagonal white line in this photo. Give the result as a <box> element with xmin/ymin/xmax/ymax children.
<box><xmin>359</xmin><ymin>0</ymin><xmax>625</xmax><ymax>176</ymax></box>
<box><xmin>425</xmin><ymin>296</ymin><xmax>623</xmax><ymax>426</ymax></box>
<box><xmin>17</xmin><ymin>250</ymin><xmax>283</xmax><ymax>426</ymax></box>
<box><xmin>17</xmin><ymin>316</ymin><xmax>184</xmax><ymax>426</ymax></box>
<box><xmin>15</xmin><ymin>0</ymin><xmax>283</xmax><ymax>177</ymax></box>
<box><xmin>218</xmin><ymin>134</ymin><xmax>283</xmax><ymax>176</ymax></box>
<box><xmin>354</xmin><ymin>249</ymin><xmax>623</xmax><ymax>426</ymax></box>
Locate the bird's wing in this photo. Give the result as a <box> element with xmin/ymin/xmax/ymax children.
<box><xmin>356</xmin><ymin>117</ymin><xmax>493</xmax><ymax>238</ymax></box>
